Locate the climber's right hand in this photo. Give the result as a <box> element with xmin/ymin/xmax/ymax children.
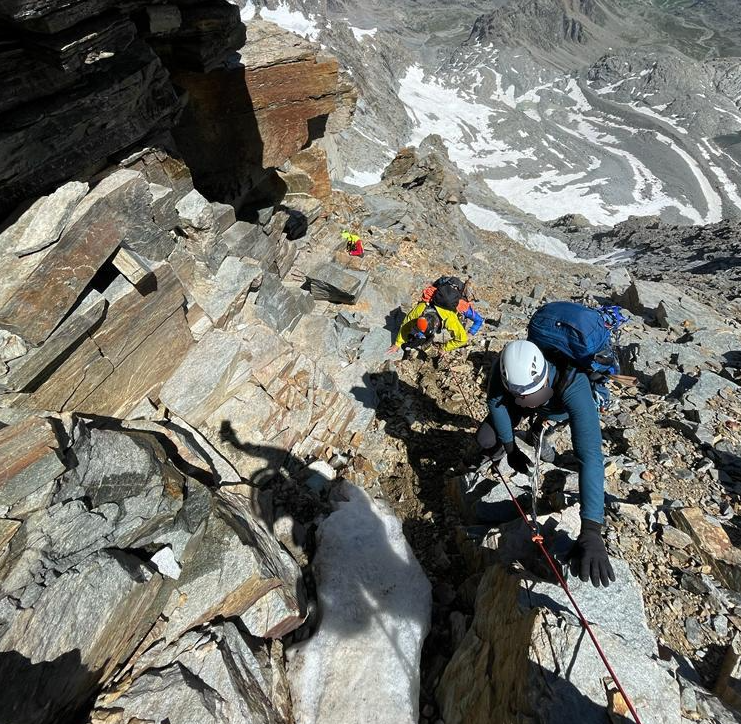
<box><xmin>506</xmin><ymin>445</ymin><xmax>532</xmax><ymax>475</ymax></box>
<box><xmin>386</xmin><ymin>344</ymin><xmax>400</xmax><ymax>355</ymax></box>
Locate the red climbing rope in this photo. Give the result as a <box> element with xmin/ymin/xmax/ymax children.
<box><xmin>491</xmin><ymin>465</ymin><xmax>645</xmax><ymax>724</ymax></box>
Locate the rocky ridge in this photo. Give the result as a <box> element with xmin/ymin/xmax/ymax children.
<box><xmin>247</xmin><ymin>0</ymin><xmax>741</xmax><ymax>261</ymax></box>
<box><xmin>1</xmin><ymin>2</ymin><xmax>741</xmax><ymax>724</ymax></box>
<box><xmin>317</xmin><ymin>142</ymin><xmax>741</xmax><ymax>722</ymax></box>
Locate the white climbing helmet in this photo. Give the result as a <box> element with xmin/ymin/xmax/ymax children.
<box><xmin>500</xmin><ymin>340</ymin><xmax>553</xmax><ymax>407</ymax></box>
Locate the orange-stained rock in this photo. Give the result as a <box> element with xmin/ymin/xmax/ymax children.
<box><xmin>288</xmin><ymin>144</ymin><xmax>333</xmax><ymax>202</ymax></box>
<box><xmin>671</xmin><ymin>507</ymin><xmax>741</xmax><ymax>591</ymax></box>
<box><xmin>171</xmin><ymin>19</ymin><xmax>348</xmax><ymax>207</ymax></box>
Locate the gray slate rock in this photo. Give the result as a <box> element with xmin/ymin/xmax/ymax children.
<box><xmin>256</xmin><ymin>273</ymin><xmax>315</xmax><ymax>334</ymax></box>
<box><xmin>90</xmin><ymin>622</ymin><xmax>284</xmax><ymax>724</ymax></box>
<box><xmin>306</xmin><ymin>262</ymin><xmax>369</xmax><ymax>304</ymax></box>
<box><xmin>11</xmin><ymin>181</ymin><xmax>88</xmax><ymax>257</ymax></box>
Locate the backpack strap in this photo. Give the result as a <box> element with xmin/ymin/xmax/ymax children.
<box><xmin>552</xmin><ymin>363</ymin><xmax>577</xmax><ymax>401</ymax></box>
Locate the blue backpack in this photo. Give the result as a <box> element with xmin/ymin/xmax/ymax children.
<box><xmin>527</xmin><ymin>302</ymin><xmax>626</xmax><ymax>379</ymax></box>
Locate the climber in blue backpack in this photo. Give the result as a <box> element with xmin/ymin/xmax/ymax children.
<box><xmin>476</xmin><ymin>302</ymin><xmax>627</xmax><ymax>588</ymax></box>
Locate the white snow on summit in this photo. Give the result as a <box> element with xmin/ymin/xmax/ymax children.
<box><xmin>260</xmin><ymin>2</ymin><xmax>320</xmax><ymax>41</ymax></box>
<box><xmin>350</xmin><ymin>26</ymin><xmax>377</xmax><ymax>41</ymax></box>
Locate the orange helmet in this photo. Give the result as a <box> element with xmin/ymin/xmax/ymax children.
<box><xmin>416</xmin><ymin>317</ymin><xmax>428</xmax><ymax>333</ymax></box>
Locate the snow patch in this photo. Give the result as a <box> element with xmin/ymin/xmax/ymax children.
<box><xmin>287</xmin><ymin>483</ymin><xmax>430</xmax><ymax>724</ymax></box>
<box><xmin>350</xmin><ymin>26</ymin><xmax>377</xmax><ymax>41</ymax></box>
<box><xmin>260</xmin><ymin>2</ymin><xmax>320</xmax><ymax>40</ymax></box>
<box><xmin>398</xmin><ymin>64</ymin><xmax>527</xmax><ymax>171</ymax></box>
<box><xmin>237</xmin><ymin>0</ymin><xmax>255</xmax><ymax>21</ymax></box>
<box><xmin>462</xmin><ymin>203</ymin><xmax>577</xmax><ymax>261</ymax></box>
<box><xmin>343</xmin><ymin>168</ymin><xmax>382</xmax><ymax>187</ymax></box>
<box><xmin>700</xmin><ymin>139</ymin><xmax>741</xmax><ymax>212</ymax></box>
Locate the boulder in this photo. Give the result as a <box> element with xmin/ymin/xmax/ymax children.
<box><xmin>306</xmin><ymin>262</ymin><xmax>369</xmax><ymax>304</ymax></box>
<box><xmin>171</xmin><ymin>250</ymin><xmax>261</xmax><ymax>327</ymax></box>
<box><xmin>3</xmin><ymin>290</ymin><xmax>107</xmax><ymax>392</ymax></box>
<box><xmin>715</xmin><ymin>633</ymin><xmax>741</xmax><ymax>713</ymax></box>
<box><xmin>362</xmin><ymin>194</ymin><xmax>409</xmax><ymax>229</ymax></box>
<box><xmin>288</xmin><ymin>483</ymin><xmax>431</xmax><ymax>724</ymax></box>
<box><xmin>10</xmin><ymin>181</ymin><xmax>88</xmax><ymax>257</ymax></box>
<box><xmin>256</xmin><ymin>273</ymin><xmax>315</xmax><ymax>334</ymax></box>
<box><xmin>176</xmin><ymin>188</ymin><xmax>214</xmax><ymax>230</ymax></box>
<box><xmin>671</xmin><ymin>507</ymin><xmax>741</xmax><ymax>591</ymax></box>
<box><xmin>18</xmin><ymin>265</ymin><xmax>192</xmax><ymax>417</ymax></box>
<box><xmin>619</xmin><ymin>278</ymin><xmax>723</xmax><ymax>330</ymax></box>
<box><xmin>0</xmin><ymin>171</ymin><xmax>171</xmax><ymax>346</ymax></box>
<box><xmin>649</xmin><ymin>368</ymin><xmax>693</xmax><ymax>398</ymax></box>
<box><xmin>89</xmin><ymin>623</ymin><xmax>286</xmax><ymax>724</ymax></box>
<box><xmin>163</xmin><ymin>484</ymin><xmax>305</xmax><ymax>643</ymax></box>
<box><xmin>0</xmin><ymin>415</ymin><xmax>66</xmax><ymax>514</ymax></box>
<box><xmin>159</xmin><ymin>328</ymin><xmax>247</xmax><ymax>426</ymax></box>
<box><xmin>0</xmin><ymin>421</ymin><xmax>195</xmax><ymax>724</ymax></box>
<box><xmin>221</xmin><ymin>220</ymin><xmax>267</xmax><ymax>260</ymax></box>
<box><xmin>0</xmin><ymin>549</ymin><xmax>168</xmax><ymax>724</ymax></box>
<box><xmin>437</xmin><ymin>565</ymin><xmax>681</xmax><ymax>724</ymax></box>
<box><xmin>682</xmin><ymin>371</ymin><xmax>739</xmax><ymax>409</ymax></box>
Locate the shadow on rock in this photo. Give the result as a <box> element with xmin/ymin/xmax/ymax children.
<box><xmin>0</xmin><ymin>648</ymin><xmax>97</xmax><ymax>724</ymax></box>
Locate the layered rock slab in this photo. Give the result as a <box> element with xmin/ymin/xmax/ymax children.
<box><xmin>171</xmin><ymin>18</ymin><xmax>348</xmax><ymax>206</ymax></box>
<box><xmin>0</xmin><ymin>416</ymin><xmax>305</xmax><ymax>724</ymax></box>
<box><xmin>90</xmin><ymin>622</ymin><xmax>287</xmax><ymax>724</ymax></box>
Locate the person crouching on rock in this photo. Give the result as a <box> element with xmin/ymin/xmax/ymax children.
<box><xmin>387</xmin><ymin>301</ymin><xmax>467</xmax><ymax>358</ymax></box>
<box><xmin>477</xmin><ymin>340</ymin><xmax>615</xmax><ymax>588</ymax></box>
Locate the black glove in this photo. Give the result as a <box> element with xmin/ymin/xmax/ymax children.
<box><xmin>505</xmin><ymin>443</ymin><xmax>531</xmax><ymax>475</ymax></box>
<box><xmin>569</xmin><ymin>520</ymin><xmax>616</xmax><ymax>588</ymax></box>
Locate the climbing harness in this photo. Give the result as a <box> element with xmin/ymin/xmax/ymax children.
<box><xmin>449</xmin><ymin>376</ymin><xmax>645</xmax><ymax>724</ymax></box>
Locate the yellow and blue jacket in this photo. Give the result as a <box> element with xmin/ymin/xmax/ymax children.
<box><xmin>395</xmin><ymin>302</ymin><xmax>468</xmax><ymax>352</ymax></box>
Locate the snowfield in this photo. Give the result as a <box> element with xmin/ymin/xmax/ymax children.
<box><xmin>396</xmin><ymin>53</ymin><xmax>741</xmax><ymax>228</ymax></box>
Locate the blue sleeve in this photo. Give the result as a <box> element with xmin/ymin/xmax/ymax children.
<box><xmin>486</xmin><ymin>371</ymin><xmax>515</xmax><ymax>445</ymax></box>
<box><xmin>561</xmin><ymin>373</ymin><xmax>604</xmax><ymax>524</ymax></box>
<box><xmin>467</xmin><ymin>309</ymin><xmax>483</xmax><ymax>335</ymax></box>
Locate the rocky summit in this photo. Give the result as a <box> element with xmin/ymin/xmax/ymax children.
<box><xmin>0</xmin><ymin>0</ymin><xmax>740</xmax><ymax>723</ymax></box>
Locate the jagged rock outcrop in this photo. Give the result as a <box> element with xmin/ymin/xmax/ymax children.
<box><xmin>171</xmin><ymin>18</ymin><xmax>355</xmax><ymax>208</ymax></box>
<box><xmin>0</xmin><ymin>0</ymin><xmax>354</xmax><ymax>217</ymax></box>
<box><xmin>0</xmin><ymin>10</ymin><xmax>399</xmax><ymax>720</ymax></box>
<box><xmin>565</xmin><ymin>216</ymin><xmax>741</xmax><ymax>313</ymax></box>
<box><xmin>467</xmin><ymin>0</ymin><xmax>602</xmax><ymax>50</ymax></box>
<box><xmin>0</xmin><ymin>414</ymin><xmax>303</xmax><ymax>724</ymax></box>
<box><xmin>437</xmin><ymin>564</ymin><xmax>681</xmax><ymax>724</ymax></box>
<box><xmin>0</xmin><ymin>0</ymin><xmax>242</xmax><ymax>216</ymax></box>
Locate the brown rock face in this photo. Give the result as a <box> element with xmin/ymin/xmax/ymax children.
<box><xmin>171</xmin><ymin>19</ymin><xmax>346</xmax><ymax>207</ymax></box>
<box><xmin>286</xmin><ymin>144</ymin><xmax>333</xmax><ymax>203</ymax></box>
